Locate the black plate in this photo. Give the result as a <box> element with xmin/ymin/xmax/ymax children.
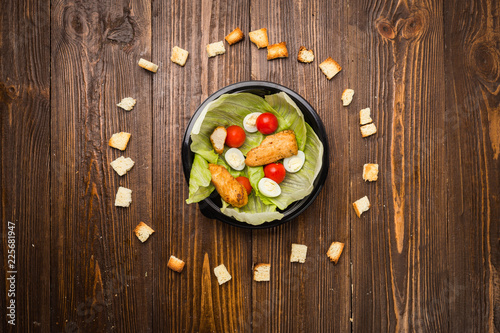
<box><xmin>181</xmin><ymin>81</ymin><xmax>329</xmax><ymax>229</ymax></box>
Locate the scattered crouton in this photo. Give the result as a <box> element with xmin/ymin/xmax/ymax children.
<box><xmin>290</xmin><ymin>244</ymin><xmax>308</xmax><ymax>263</ymax></box>
<box><xmin>109</xmin><ymin>132</ymin><xmax>131</xmax><ymax>151</ymax></box>
<box><xmin>214</xmin><ymin>264</ymin><xmax>232</xmax><ymax>285</ymax></box>
<box><xmin>297</xmin><ymin>46</ymin><xmax>314</xmax><ymax>63</ymax></box>
<box><xmin>167</xmin><ymin>255</ymin><xmax>185</xmax><ymax>273</ymax></box>
<box><xmin>171</xmin><ymin>46</ymin><xmax>189</xmax><ymax>66</ymax></box>
<box><xmin>138</xmin><ymin>58</ymin><xmax>158</xmax><ymax>73</ymax></box>
<box><xmin>133</xmin><ymin>221</ymin><xmax>154</xmax><ymax>242</ymax></box>
<box><xmin>353</xmin><ymin>196</ymin><xmax>370</xmax><ymax>217</ymax></box>
<box><xmin>267</xmin><ymin>42</ymin><xmax>288</xmax><ymax>60</ymax></box>
<box><xmin>360</xmin><ymin>123</ymin><xmax>377</xmax><ymax>138</ymax></box>
<box><xmin>207</xmin><ymin>41</ymin><xmax>226</xmax><ymax>57</ymax></box>
<box><xmin>341</xmin><ymin>89</ymin><xmax>355</xmax><ymax>106</ymax></box>
<box><xmin>360</xmin><ymin>108</ymin><xmax>373</xmax><ymax>125</ymax></box>
<box><xmin>115</xmin><ymin>186</ymin><xmax>132</xmax><ymax>207</ymax></box>
<box><xmin>210</xmin><ymin>126</ymin><xmax>227</xmax><ymax>154</ymax></box>
<box><xmin>327</xmin><ymin>241</ymin><xmax>345</xmax><ymax>264</ymax></box>
<box><xmin>319</xmin><ymin>57</ymin><xmax>342</xmax><ymax>79</ymax></box>
<box><xmin>249</xmin><ymin>28</ymin><xmax>269</xmax><ymax>48</ymax></box>
<box><xmin>225</xmin><ymin>27</ymin><xmax>244</xmax><ymax>45</ymax></box>
<box><xmin>117</xmin><ymin>97</ymin><xmax>136</xmax><ymax>111</ymax></box>
<box><xmin>363</xmin><ymin>164</ymin><xmax>379</xmax><ymax>182</ymax></box>
<box><xmin>110</xmin><ymin>156</ymin><xmax>135</xmax><ymax>176</ymax></box>
<box><xmin>253</xmin><ymin>264</ymin><xmax>270</xmax><ymax>282</ymax></box>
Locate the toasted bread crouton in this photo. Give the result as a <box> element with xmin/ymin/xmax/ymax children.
<box><xmin>267</xmin><ymin>42</ymin><xmax>288</xmax><ymax>60</ymax></box>
<box><xmin>353</xmin><ymin>196</ymin><xmax>370</xmax><ymax>217</ymax></box>
<box><xmin>138</xmin><ymin>58</ymin><xmax>158</xmax><ymax>73</ymax></box>
<box><xmin>117</xmin><ymin>97</ymin><xmax>136</xmax><ymax>111</ymax></box>
<box><xmin>225</xmin><ymin>27</ymin><xmax>244</xmax><ymax>45</ymax></box>
<box><xmin>245</xmin><ymin>130</ymin><xmax>298</xmax><ymax>167</ymax></box>
<box><xmin>214</xmin><ymin>264</ymin><xmax>232</xmax><ymax>285</ymax></box>
<box><xmin>360</xmin><ymin>123</ymin><xmax>377</xmax><ymax>137</ymax></box>
<box><xmin>319</xmin><ymin>57</ymin><xmax>342</xmax><ymax>79</ymax></box>
<box><xmin>297</xmin><ymin>46</ymin><xmax>314</xmax><ymax>63</ymax></box>
<box><xmin>110</xmin><ymin>156</ymin><xmax>135</xmax><ymax>176</ymax></box>
<box><xmin>167</xmin><ymin>255</ymin><xmax>185</xmax><ymax>273</ymax></box>
<box><xmin>253</xmin><ymin>264</ymin><xmax>270</xmax><ymax>282</ymax></box>
<box><xmin>115</xmin><ymin>186</ymin><xmax>132</xmax><ymax>207</ymax></box>
<box><xmin>171</xmin><ymin>46</ymin><xmax>189</xmax><ymax>66</ymax></box>
<box><xmin>341</xmin><ymin>89</ymin><xmax>355</xmax><ymax>106</ymax></box>
<box><xmin>208</xmin><ymin>164</ymin><xmax>248</xmax><ymax>208</ymax></box>
<box><xmin>360</xmin><ymin>108</ymin><xmax>373</xmax><ymax>125</ymax></box>
<box><xmin>290</xmin><ymin>244</ymin><xmax>308</xmax><ymax>263</ymax></box>
<box><xmin>363</xmin><ymin>164</ymin><xmax>379</xmax><ymax>182</ymax></box>
<box><xmin>134</xmin><ymin>221</ymin><xmax>154</xmax><ymax>242</ymax></box>
<box><xmin>210</xmin><ymin>126</ymin><xmax>227</xmax><ymax>154</ymax></box>
<box><xmin>109</xmin><ymin>132</ymin><xmax>131</xmax><ymax>151</ymax></box>
<box><xmin>327</xmin><ymin>241</ymin><xmax>345</xmax><ymax>264</ymax></box>
<box><xmin>249</xmin><ymin>28</ymin><xmax>268</xmax><ymax>48</ymax></box>
<box><xmin>207</xmin><ymin>41</ymin><xmax>226</xmax><ymax>57</ymax></box>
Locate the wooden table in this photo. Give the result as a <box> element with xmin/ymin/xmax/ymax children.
<box><xmin>1</xmin><ymin>0</ymin><xmax>499</xmax><ymax>332</ymax></box>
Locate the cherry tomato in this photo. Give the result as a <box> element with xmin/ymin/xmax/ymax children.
<box><xmin>256</xmin><ymin>113</ymin><xmax>278</xmax><ymax>135</ymax></box>
<box><xmin>263</xmin><ymin>163</ymin><xmax>286</xmax><ymax>184</ymax></box>
<box><xmin>225</xmin><ymin>125</ymin><xmax>246</xmax><ymax>148</ymax></box>
<box><xmin>236</xmin><ymin>176</ymin><xmax>252</xmax><ymax>194</ymax></box>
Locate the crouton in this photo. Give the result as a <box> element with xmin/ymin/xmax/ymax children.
<box><xmin>341</xmin><ymin>89</ymin><xmax>355</xmax><ymax>106</ymax></box>
<box><xmin>117</xmin><ymin>97</ymin><xmax>136</xmax><ymax>111</ymax></box>
<box><xmin>133</xmin><ymin>221</ymin><xmax>154</xmax><ymax>242</ymax></box>
<box><xmin>249</xmin><ymin>28</ymin><xmax>269</xmax><ymax>48</ymax></box>
<box><xmin>207</xmin><ymin>41</ymin><xmax>226</xmax><ymax>57</ymax></box>
<box><xmin>171</xmin><ymin>46</ymin><xmax>189</xmax><ymax>66</ymax></box>
<box><xmin>267</xmin><ymin>42</ymin><xmax>288</xmax><ymax>60</ymax></box>
<box><xmin>138</xmin><ymin>58</ymin><xmax>158</xmax><ymax>73</ymax></box>
<box><xmin>115</xmin><ymin>186</ymin><xmax>132</xmax><ymax>207</ymax></box>
<box><xmin>167</xmin><ymin>255</ymin><xmax>185</xmax><ymax>273</ymax></box>
<box><xmin>297</xmin><ymin>46</ymin><xmax>314</xmax><ymax>63</ymax></box>
<box><xmin>360</xmin><ymin>108</ymin><xmax>373</xmax><ymax>125</ymax></box>
<box><xmin>360</xmin><ymin>123</ymin><xmax>377</xmax><ymax>138</ymax></box>
<box><xmin>319</xmin><ymin>57</ymin><xmax>342</xmax><ymax>79</ymax></box>
<box><xmin>290</xmin><ymin>244</ymin><xmax>308</xmax><ymax>263</ymax></box>
<box><xmin>363</xmin><ymin>164</ymin><xmax>379</xmax><ymax>182</ymax></box>
<box><xmin>327</xmin><ymin>241</ymin><xmax>345</xmax><ymax>264</ymax></box>
<box><xmin>253</xmin><ymin>264</ymin><xmax>270</xmax><ymax>282</ymax></box>
<box><xmin>208</xmin><ymin>164</ymin><xmax>248</xmax><ymax>208</ymax></box>
<box><xmin>109</xmin><ymin>132</ymin><xmax>131</xmax><ymax>151</ymax></box>
<box><xmin>225</xmin><ymin>27</ymin><xmax>244</xmax><ymax>45</ymax></box>
<box><xmin>245</xmin><ymin>130</ymin><xmax>298</xmax><ymax>167</ymax></box>
<box><xmin>214</xmin><ymin>264</ymin><xmax>232</xmax><ymax>285</ymax></box>
<box><xmin>110</xmin><ymin>156</ymin><xmax>135</xmax><ymax>176</ymax></box>
<box><xmin>353</xmin><ymin>196</ymin><xmax>370</xmax><ymax>217</ymax></box>
<box><xmin>210</xmin><ymin>126</ymin><xmax>227</xmax><ymax>154</ymax></box>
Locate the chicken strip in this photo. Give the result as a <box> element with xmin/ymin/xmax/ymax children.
<box><xmin>245</xmin><ymin>130</ymin><xmax>298</xmax><ymax>167</ymax></box>
<box><xmin>208</xmin><ymin>164</ymin><xmax>248</xmax><ymax>208</ymax></box>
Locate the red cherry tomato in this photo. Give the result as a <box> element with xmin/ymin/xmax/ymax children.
<box><xmin>236</xmin><ymin>176</ymin><xmax>252</xmax><ymax>194</ymax></box>
<box><xmin>263</xmin><ymin>163</ymin><xmax>286</xmax><ymax>184</ymax></box>
<box><xmin>256</xmin><ymin>113</ymin><xmax>278</xmax><ymax>135</ymax></box>
<box><xmin>225</xmin><ymin>125</ymin><xmax>246</xmax><ymax>148</ymax></box>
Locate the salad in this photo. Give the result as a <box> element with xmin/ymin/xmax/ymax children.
<box><xmin>186</xmin><ymin>91</ymin><xmax>324</xmax><ymax>225</ymax></box>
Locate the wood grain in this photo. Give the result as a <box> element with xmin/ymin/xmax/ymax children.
<box><xmin>50</xmin><ymin>0</ymin><xmax>152</xmax><ymax>331</ymax></box>
<box><xmin>0</xmin><ymin>0</ymin><xmax>51</xmax><ymax>332</ymax></box>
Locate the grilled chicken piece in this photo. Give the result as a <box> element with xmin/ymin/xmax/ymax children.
<box><xmin>208</xmin><ymin>164</ymin><xmax>248</xmax><ymax>208</ymax></box>
<box><xmin>210</xmin><ymin>126</ymin><xmax>227</xmax><ymax>154</ymax></box>
<box><xmin>245</xmin><ymin>130</ymin><xmax>298</xmax><ymax>167</ymax></box>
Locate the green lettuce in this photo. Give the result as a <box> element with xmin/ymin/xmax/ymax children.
<box><xmin>186</xmin><ymin>154</ymin><xmax>214</xmax><ymax>204</ymax></box>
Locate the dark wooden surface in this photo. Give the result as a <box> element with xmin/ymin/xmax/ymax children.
<box><xmin>1</xmin><ymin>0</ymin><xmax>499</xmax><ymax>332</ymax></box>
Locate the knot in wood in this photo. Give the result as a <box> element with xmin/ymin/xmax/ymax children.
<box><xmin>401</xmin><ymin>13</ymin><xmax>425</xmax><ymax>39</ymax></box>
<box><xmin>64</xmin><ymin>6</ymin><xmax>89</xmax><ymax>37</ymax></box>
<box><xmin>376</xmin><ymin>19</ymin><xmax>396</xmax><ymax>40</ymax></box>
<box><xmin>470</xmin><ymin>41</ymin><xmax>500</xmax><ymax>84</ymax></box>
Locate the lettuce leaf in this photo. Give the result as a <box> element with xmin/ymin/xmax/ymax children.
<box><xmin>186</xmin><ymin>154</ymin><xmax>215</xmax><ymax>204</ymax></box>
<box><xmin>221</xmin><ymin>194</ymin><xmax>284</xmax><ymax>225</ymax></box>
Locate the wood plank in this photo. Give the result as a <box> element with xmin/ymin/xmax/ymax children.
<box><xmin>50</xmin><ymin>0</ymin><xmax>152</xmax><ymax>331</ymax></box>
<box><xmin>151</xmin><ymin>0</ymin><xmax>253</xmax><ymax>331</ymax></box>
<box><xmin>0</xmin><ymin>0</ymin><xmax>51</xmax><ymax>331</ymax></box>
<box><xmin>444</xmin><ymin>0</ymin><xmax>500</xmax><ymax>331</ymax></box>
<box><xmin>249</xmin><ymin>1</ymin><xmax>351</xmax><ymax>332</ymax></box>
<box><xmin>348</xmin><ymin>1</ymin><xmax>449</xmax><ymax>331</ymax></box>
